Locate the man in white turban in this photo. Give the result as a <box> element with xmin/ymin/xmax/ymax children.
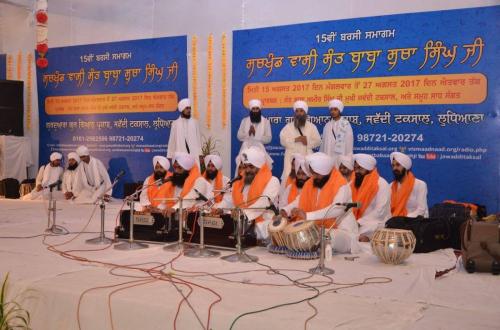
<box><xmin>62</xmin><ymin>152</ymin><xmax>80</xmax><ymax>200</ymax></box>
<box><xmin>203</xmin><ymin>154</ymin><xmax>230</xmax><ymax>203</ymax></box>
<box><xmin>338</xmin><ymin>155</ymin><xmax>354</xmax><ymax>182</ymax></box>
<box><xmin>237</xmin><ymin>99</ymin><xmax>273</xmax><ymax>167</ymax></box>
<box><xmin>214</xmin><ymin>147</ymin><xmax>280</xmax><ymax>240</ymax></box>
<box><xmin>279</xmin><ymin>100</ymin><xmax>321</xmax><ymax>179</ymax></box>
<box><xmin>22</xmin><ymin>152</ymin><xmax>63</xmax><ymax>200</ymax></box>
<box><xmin>157</xmin><ymin>152</ymin><xmax>213</xmax><ymax>214</ymax></box>
<box><xmin>278</xmin><ymin>155</ymin><xmax>310</xmax><ymax>208</ymax></box>
<box><xmin>139</xmin><ymin>156</ymin><xmax>171</xmax><ymax>211</ymax></box>
<box><xmin>280</xmin><ymin>152</ymin><xmax>359</xmax><ymax>253</ymax></box>
<box><xmin>389</xmin><ymin>151</ymin><xmax>428</xmax><ymax>217</ymax></box>
<box><xmin>351</xmin><ymin>154</ymin><xmax>391</xmax><ymax>242</ymax></box>
<box><xmin>167</xmin><ymin>98</ymin><xmax>202</xmax><ymax>166</ymax></box>
<box><xmin>320</xmin><ymin>99</ymin><xmax>353</xmax><ymax>165</ymax></box>
<box><xmin>73</xmin><ymin>145</ymin><xmax>113</xmax><ymax>204</ymax></box>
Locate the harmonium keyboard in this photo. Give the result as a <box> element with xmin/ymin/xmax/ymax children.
<box><xmin>116</xmin><ymin>210</ymin><xmax>256</xmax><ymax>249</ymax></box>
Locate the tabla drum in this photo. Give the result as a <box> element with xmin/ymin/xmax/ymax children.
<box><xmin>19</xmin><ymin>182</ymin><xmax>35</xmax><ymax>197</ymax></box>
<box><xmin>284</xmin><ymin>220</ymin><xmax>320</xmax><ymax>260</ymax></box>
<box><xmin>371</xmin><ymin>228</ymin><xmax>416</xmax><ymax>265</ymax></box>
<box><xmin>267</xmin><ymin>216</ymin><xmax>288</xmax><ymax>254</ymax></box>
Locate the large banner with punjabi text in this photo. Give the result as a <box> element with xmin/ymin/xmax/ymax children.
<box><xmin>232</xmin><ymin>6</ymin><xmax>500</xmax><ymax>212</ymax></box>
<box><xmin>37</xmin><ymin>36</ymin><xmax>187</xmax><ymax>197</ymax></box>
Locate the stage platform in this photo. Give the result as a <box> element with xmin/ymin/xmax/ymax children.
<box><xmin>0</xmin><ymin>199</ymin><xmax>499</xmax><ymax>329</ymax></box>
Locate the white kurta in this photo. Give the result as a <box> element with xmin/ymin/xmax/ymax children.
<box><xmin>73</xmin><ymin>157</ymin><xmax>112</xmax><ymax>204</ymax></box>
<box><xmin>206</xmin><ymin>175</ymin><xmax>230</xmax><ymax>191</ymax></box>
<box><xmin>237</xmin><ymin>117</ymin><xmax>273</xmax><ymax>166</ymax></box>
<box><xmin>356</xmin><ymin>177</ymin><xmax>391</xmax><ymax>239</ymax></box>
<box><xmin>139</xmin><ymin>174</ymin><xmax>158</xmax><ymax>208</ymax></box>
<box><xmin>215</xmin><ymin>176</ymin><xmax>281</xmax><ymax>240</ymax></box>
<box><xmin>167</xmin><ymin>117</ymin><xmax>202</xmax><ymax>162</ymax></box>
<box><xmin>22</xmin><ymin>164</ymin><xmax>63</xmax><ymax>200</ymax></box>
<box><xmin>390</xmin><ymin>178</ymin><xmax>429</xmax><ymax>217</ymax></box>
<box><xmin>61</xmin><ymin>168</ymin><xmax>79</xmax><ymax>196</ymax></box>
<box><xmin>304</xmin><ymin>185</ymin><xmax>360</xmax><ymax>254</ymax></box>
<box><xmin>320</xmin><ymin>117</ymin><xmax>353</xmax><ymax>165</ymax></box>
<box><xmin>279</xmin><ymin>121</ymin><xmax>321</xmax><ymax>179</ymax></box>
<box><xmin>278</xmin><ymin>183</ymin><xmax>302</xmax><ymax>209</ymax></box>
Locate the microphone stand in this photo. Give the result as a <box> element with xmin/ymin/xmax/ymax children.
<box><xmin>86</xmin><ymin>175</ymin><xmax>122</xmax><ymax>245</ymax></box>
<box><xmin>308</xmin><ymin>205</ymin><xmax>355</xmax><ymax>275</ymax></box>
<box><xmin>220</xmin><ymin>206</ymin><xmax>268</xmax><ymax>263</ymax></box>
<box><xmin>184</xmin><ymin>204</ymin><xmax>221</xmax><ymax>258</ymax></box>
<box><xmin>161</xmin><ymin>197</ymin><xmax>199</xmax><ymax>252</ymax></box>
<box><xmin>45</xmin><ymin>184</ymin><xmax>68</xmax><ymax>235</ymax></box>
<box><xmin>114</xmin><ymin>179</ymin><xmax>163</xmax><ymax>250</ymax></box>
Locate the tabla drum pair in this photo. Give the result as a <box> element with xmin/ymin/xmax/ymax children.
<box><xmin>268</xmin><ymin>217</ymin><xmax>321</xmax><ymax>259</ymax></box>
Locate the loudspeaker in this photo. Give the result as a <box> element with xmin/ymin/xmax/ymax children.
<box><xmin>0</xmin><ymin>80</ymin><xmax>24</xmax><ymax>136</ymax></box>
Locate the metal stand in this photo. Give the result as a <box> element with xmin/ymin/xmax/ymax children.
<box><xmin>309</xmin><ymin>224</ymin><xmax>334</xmax><ymax>275</ymax></box>
<box><xmin>184</xmin><ymin>208</ymin><xmax>220</xmax><ymax>258</ymax></box>
<box><xmin>163</xmin><ymin>198</ymin><xmax>191</xmax><ymax>252</ymax></box>
<box><xmin>86</xmin><ymin>175</ymin><xmax>123</xmax><ymax>245</ymax></box>
<box><xmin>114</xmin><ymin>199</ymin><xmax>149</xmax><ymax>250</ymax></box>
<box><xmin>86</xmin><ymin>196</ymin><xmax>114</xmax><ymax>244</ymax></box>
<box><xmin>221</xmin><ymin>208</ymin><xmax>258</xmax><ymax>263</ymax></box>
<box><xmin>45</xmin><ymin>187</ymin><xmax>68</xmax><ymax>235</ymax></box>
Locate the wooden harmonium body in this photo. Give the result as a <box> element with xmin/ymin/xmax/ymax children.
<box><xmin>116</xmin><ymin>210</ymin><xmax>256</xmax><ymax>249</ymax></box>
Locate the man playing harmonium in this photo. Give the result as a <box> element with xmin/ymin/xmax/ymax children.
<box><xmin>203</xmin><ymin>154</ymin><xmax>230</xmax><ymax>203</ymax></box>
<box><xmin>138</xmin><ymin>155</ymin><xmax>171</xmax><ymax>212</ymax></box>
<box><xmin>156</xmin><ymin>152</ymin><xmax>213</xmax><ymax>216</ymax></box>
<box><xmin>213</xmin><ymin>147</ymin><xmax>280</xmax><ymax>240</ymax></box>
<box><xmin>280</xmin><ymin>152</ymin><xmax>360</xmax><ymax>254</ymax></box>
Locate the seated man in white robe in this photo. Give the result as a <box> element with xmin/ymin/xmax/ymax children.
<box><xmin>157</xmin><ymin>152</ymin><xmax>213</xmax><ymax>214</ymax></box>
<box><xmin>279</xmin><ymin>100</ymin><xmax>321</xmax><ymax>180</ymax></box>
<box><xmin>278</xmin><ymin>156</ymin><xmax>310</xmax><ymax>208</ymax></box>
<box><xmin>281</xmin><ymin>152</ymin><xmax>359</xmax><ymax>254</ymax></box>
<box><xmin>213</xmin><ymin>147</ymin><xmax>280</xmax><ymax>240</ymax></box>
<box><xmin>61</xmin><ymin>152</ymin><xmax>80</xmax><ymax>200</ymax></box>
<box><xmin>237</xmin><ymin>99</ymin><xmax>273</xmax><ymax>167</ymax></box>
<box><xmin>167</xmin><ymin>98</ymin><xmax>202</xmax><ymax>166</ymax></box>
<box><xmin>202</xmin><ymin>154</ymin><xmax>230</xmax><ymax>204</ymax></box>
<box><xmin>73</xmin><ymin>145</ymin><xmax>113</xmax><ymax>204</ymax></box>
<box><xmin>389</xmin><ymin>151</ymin><xmax>428</xmax><ymax>217</ymax></box>
<box><xmin>22</xmin><ymin>152</ymin><xmax>63</xmax><ymax>200</ymax></box>
<box><xmin>351</xmin><ymin>154</ymin><xmax>391</xmax><ymax>242</ymax></box>
<box><xmin>139</xmin><ymin>156</ymin><xmax>171</xmax><ymax>212</ymax></box>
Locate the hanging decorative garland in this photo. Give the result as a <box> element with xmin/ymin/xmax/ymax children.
<box><xmin>35</xmin><ymin>0</ymin><xmax>49</xmax><ymax>69</ymax></box>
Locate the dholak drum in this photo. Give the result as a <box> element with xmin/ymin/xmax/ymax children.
<box><xmin>371</xmin><ymin>228</ymin><xmax>416</xmax><ymax>265</ymax></box>
<box><xmin>267</xmin><ymin>216</ymin><xmax>288</xmax><ymax>254</ymax></box>
<box><xmin>284</xmin><ymin>220</ymin><xmax>321</xmax><ymax>260</ymax></box>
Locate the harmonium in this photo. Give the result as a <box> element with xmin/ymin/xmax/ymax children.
<box><xmin>116</xmin><ymin>210</ymin><xmax>256</xmax><ymax>249</ymax></box>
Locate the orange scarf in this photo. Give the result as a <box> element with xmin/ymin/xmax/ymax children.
<box><xmin>351</xmin><ymin>169</ymin><xmax>380</xmax><ymax>220</ymax></box>
<box><xmin>285</xmin><ymin>175</ymin><xmax>294</xmax><ymax>187</ymax></box>
<box><xmin>158</xmin><ymin>167</ymin><xmax>201</xmax><ymax>208</ymax></box>
<box><xmin>204</xmin><ymin>170</ymin><xmax>223</xmax><ymax>203</ymax></box>
<box><xmin>287</xmin><ymin>180</ymin><xmax>300</xmax><ymax>204</ymax></box>
<box><xmin>390</xmin><ymin>171</ymin><xmax>416</xmax><ymax>216</ymax></box>
<box><xmin>298</xmin><ymin>169</ymin><xmax>346</xmax><ymax>228</ymax></box>
<box><xmin>232</xmin><ymin>164</ymin><xmax>272</xmax><ymax>223</ymax></box>
<box><xmin>147</xmin><ymin>172</ymin><xmax>173</xmax><ymax>208</ymax></box>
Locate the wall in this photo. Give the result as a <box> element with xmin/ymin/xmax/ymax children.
<box><xmin>0</xmin><ymin>0</ymin><xmax>497</xmax><ymax>179</ymax></box>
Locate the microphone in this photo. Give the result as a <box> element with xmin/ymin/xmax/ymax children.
<box><xmin>228</xmin><ymin>175</ymin><xmax>242</xmax><ymax>187</ymax></box>
<box><xmin>115</xmin><ymin>170</ymin><xmax>126</xmax><ymax>180</ymax></box>
<box><xmin>46</xmin><ymin>180</ymin><xmax>62</xmax><ymax>189</ymax></box>
<box><xmin>265</xmin><ymin>196</ymin><xmax>280</xmax><ymax>215</ymax></box>
<box><xmin>194</xmin><ymin>188</ymin><xmax>209</xmax><ymax>202</ymax></box>
<box><xmin>334</xmin><ymin>202</ymin><xmax>361</xmax><ymax>209</ymax></box>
